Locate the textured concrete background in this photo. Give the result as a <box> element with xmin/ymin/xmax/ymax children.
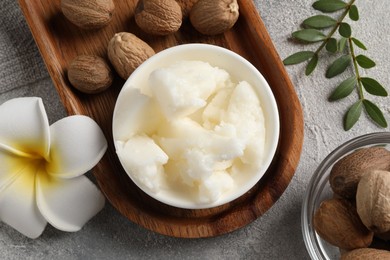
<box><xmin>0</xmin><ymin>0</ymin><xmax>389</xmax><ymax>259</ymax></box>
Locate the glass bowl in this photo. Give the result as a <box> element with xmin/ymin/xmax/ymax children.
<box><xmin>301</xmin><ymin>132</ymin><xmax>390</xmax><ymax>259</ymax></box>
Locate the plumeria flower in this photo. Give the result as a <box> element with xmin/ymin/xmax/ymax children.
<box><xmin>0</xmin><ymin>97</ymin><xmax>107</xmax><ymax>238</ymax></box>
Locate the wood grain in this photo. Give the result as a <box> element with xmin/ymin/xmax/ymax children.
<box><xmin>18</xmin><ymin>0</ymin><xmax>304</xmax><ymax>238</ymax></box>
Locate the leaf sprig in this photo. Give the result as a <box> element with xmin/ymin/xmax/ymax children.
<box><xmin>283</xmin><ymin>0</ymin><xmax>388</xmax><ymax>131</ymax></box>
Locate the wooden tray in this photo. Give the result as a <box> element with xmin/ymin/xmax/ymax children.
<box><xmin>18</xmin><ymin>0</ymin><xmax>304</xmax><ymax>238</ymax></box>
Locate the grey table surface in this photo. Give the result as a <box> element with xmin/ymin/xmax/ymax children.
<box><xmin>1</xmin><ymin>0</ymin><xmax>389</xmax><ymax>259</ymax></box>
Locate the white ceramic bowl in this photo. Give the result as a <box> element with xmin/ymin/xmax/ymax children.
<box><xmin>112</xmin><ymin>43</ymin><xmax>280</xmax><ymax>209</ymax></box>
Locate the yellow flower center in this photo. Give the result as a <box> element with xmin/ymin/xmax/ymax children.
<box><xmin>4</xmin><ymin>149</ymin><xmax>55</xmax><ymax>193</ymax></box>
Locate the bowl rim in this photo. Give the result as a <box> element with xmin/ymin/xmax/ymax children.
<box><xmin>112</xmin><ymin>43</ymin><xmax>280</xmax><ymax>209</ymax></box>
<box><xmin>301</xmin><ymin>131</ymin><xmax>390</xmax><ymax>260</ymax></box>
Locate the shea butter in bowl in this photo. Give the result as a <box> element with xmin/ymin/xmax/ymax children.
<box><xmin>112</xmin><ymin>44</ymin><xmax>279</xmax><ymax>209</ymax></box>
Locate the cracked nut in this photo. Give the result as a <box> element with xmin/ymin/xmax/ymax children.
<box><xmin>67</xmin><ymin>55</ymin><xmax>113</xmax><ymax>94</ymax></box>
<box><xmin>190</xmin><ymin>0</ymin><xmax>239</xmax><ymax>35</ymax></box>
<box><xmin>107</xmin><ymin>32</ymin><xmax>155</xmax><ymax>79</ymax></box>
<box><xmin>135</xmin><ymin>0</ymin><xmax>182</xmax><ymax>36</ymax></box>
<box><xmin>61</xmin><ymin>0</ymin><xmax>115</xmax><ymax>29</ymax></box>
<box><xmin>313</xmin><ymin>198</ymin><xmax>374</xmax><ymax>250</ymax></box>
<box><xmin>341</xmin><ymin>248</ymin><xmax>390</xmax><ymax>260</ymax></box>
<box><xmin>356</xmin><ymin>170</ymin><xmax>390</xmax><ymax>234</ymax></box>
<box><xmin>329</xmin><ymin>147</ymin><xmax>390</xmax><ymax>199</ymax></box>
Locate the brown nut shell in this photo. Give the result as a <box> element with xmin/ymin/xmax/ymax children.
<box><xmin>61</xmin><ymin>0</ymin><xmax>115</xmax><ymax>29</ymax></box>
<box><xmin>190</xmin><ymin>0</ymin><xmax>239</xmax><ymax>35</ymax></box>
<box><xmin>329</xmin><ymin>147</ymin><xmax>390</xmax><ymax>199</ymax></box>
<box><xmin>356</xmin><ymin>170</ymin><xmax>390</xmax><ymax>234</ymax></box>
<box><xmin>68</xmin><ymin>55</ymin><xmax>113</xmax><ymax>94</ymax></box>
<box><xmin>135</xmin><ymin>0</ymin><xmax>182</xmax><ymax>36</ymax></box>
<box><xmin>313</xmin><ymin>198</ymin><xmax>374</xmax><ymax>250</ymax></box>
<box><xmin>176</xmin><ymin>0</ymin><xmax>199</xmax><ymax>18</ymax></box>
<box><xmin>107</xmin><ymin>32</ymin><xmax>155</xmax><ymax>80</ymax></box>
<box><xmin>340</xmin><ymin>248</ymin><xmax>390</xmax><ymax>260</ymax></box>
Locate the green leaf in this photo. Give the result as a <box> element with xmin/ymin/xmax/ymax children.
<box><xmin>326</xmin><ymin>38</ymin><xmax>338</xmax><ymax>53</ymax></box>
<box><xmin>306</xmin><ymin>54</ymin><xmax>319</xmax><ymax>75</ymax></box>
<box><xmin>344</xmin><ymin>100</ymin><xmax>363</xmax><ymax>130</ymax></box>
<box><xmin>303</xmin><ymin>15</ymin><xmax>337</xmax><ymax>29</ymax></box>
<box><xmin>349</xmin><ymin>5</ymin><xmax>359</xmax><ymax>21</ymax></box>
<box><xmin>329</xmin><ymin>76</ymin><xmax>357</xmax><ymax>101</ymax></box>
<box><xmin>356</xmin><ymin>55</ymin><xmax>376</xmax><ymax>69</ymax></box>
<box><xmin>292</xmin><ymin>29</ymin><xmax>327</xmax><ymax>43</ymax></box>
<box><xmin>312</xmin><ymin>0</ymin><xmax>348</xmax><ymax>13</ymax></box>
<box><xmin>339</xmin><ymin>22</ymin><xmax>352</xmax><ymax>38</ymax></box>
<box><xmin>338</xmin><ymin>37</ymin><xmax>348</xmax><ymax>52</ymax></box>
<box><xmin>283</xmin><ymin>51</ymin><xmax>314</xmax><ymax>65</ymax></box>
<box><xmin>361</xmin><ymin>77</ymin><xmax>388</xmax><ymax>96</ymax></box>
<box><xmin>326</xmin><ymin>55</ymin><xmax>351</xmax><ymax>78</ymax></box>
<box><xmin>351</xmin><ymin>37</ymin><xmax>367</xmax><ymax>50</ymax></box>
<box><xmin>363</xmin><ymin>99</ymin><xmax>388</xmax><ymax>127</ymax></box>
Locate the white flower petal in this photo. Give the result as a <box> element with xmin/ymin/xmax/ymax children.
<box><xmin>0</xmin><ymin>146</ymin><xmax>31</xmax><ymax>192</ymax></box>
<box><xmin>46</xmin><ymin>115</ymin><xmax>107</xmax><ymax>179</ymax></box>
<box><xmin>0</xmin><ymin>163</ymin><xmax>47</xmax><ymax>239</ymax></box>
<box><xmin>36</xmin><ymin>172</ymin><xmax>105</xmax><ymax>232</ymax></box>
<box><xmin>0</xmin><ymin>97</ymin><xmax>50</xmax><ymax>159</ymax></box>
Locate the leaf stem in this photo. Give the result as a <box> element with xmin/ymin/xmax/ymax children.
<box><xmin>348</xmin><ymin>37</ymin><xmax>364</xmax><ymax>100</ymax></box>
<box><xmin>314</xmin><ymin>0</ymin><xmax>356</xmax><ymax>56</ymax></box>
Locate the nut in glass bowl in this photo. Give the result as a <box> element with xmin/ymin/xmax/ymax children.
<box><xmin>112</xmin><ymin>43</ymin><xmax>280</xmax><ymax>209</ymax></box>
<box><xmin>302</xmin><ymin>132</ymin><xmax>390</xmax><ymax>260</ymax></box>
